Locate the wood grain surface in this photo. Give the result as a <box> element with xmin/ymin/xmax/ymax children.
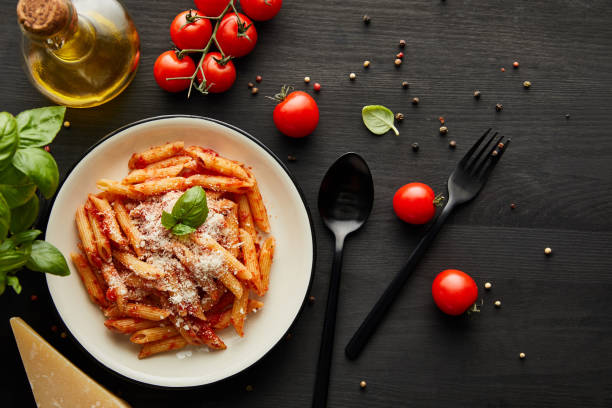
<box><xmin>2</xmin><ymin>0</ymin><xmax>612</xmax><ymax>407</ymax></box>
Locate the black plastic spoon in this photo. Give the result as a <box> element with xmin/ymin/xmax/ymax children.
<box><xmin>312</xmin><ymin>153</ymin><xmax>374</xmax><ymax>408</ymax></box>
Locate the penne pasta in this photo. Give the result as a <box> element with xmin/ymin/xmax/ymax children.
<box><xmin>113</xmin><ymin>251</ymin><xmax>166</xmax><ymax>280</ymax></box>
<box><xmin>124</xmin><ymin>303</ymin><xmax>171</xmax><ymax>321</ymax></box>
<box><xmin>235</xmin><ymin>194</ymin><xmax>256</xmax><ymax>240</ymax></box>
<box><xmin>240</xmin><ymin>229</ymin><xmax>263</xmax><ymax>296</ymax></box>
<box><xmin>100</xmin><ymin>263</ymin><xmax>127</xmax><ymax>311</ymax></box>
<box><xmin>245</xmin><ymin>170</ymin><xmax>270</xmax><ymax>233</ymax></box>
<box><xmin>130</xmin><ymin>326</ymin><xmax>179</xmax><ymax>344</ymax></box>
<box><xmin>75</xmin><ymin>205</ymin><xmax>100</xmax><ymax>267</ymax></box>
<box><xmin>259</xmin><ymin>237</ymin><xmax>276</xmax><ymax>295</ymax></box>
<box><xmin>129</xmin><ymin>141</ymin><xmax>185</xmax><ymax>169</ymax></box>
<box><xmin>186</xmin><ymin>174</ymin><xmax>253</xmax><ymax>194</ymax></box>
<box><xmin>185</xmin><ymin>146</ymin><xmax>249</xmax><ymax>180</ymax></box>
<box><xmin>112</xmin><ymin>200</ymin><xmax>144</xmax><ymax>257</ymax></box>
<box><xmin>191</xmin><ymin>234</ymin><xmax>251</xmax><ymax>281</ymax></box>
<box><xmin>141</xmin><ymin>155</ymin><xmax>193</xmax><ymax>171</ymax></box>
<box><xmin>104</xmin><ymin>318</ymin><xmax>159</xmax><ymax>334</ymax></box>
<box><xmin>211</xmin><ymin>299</ymin><xmax>263</xmax><ymax>330</ymax></box>
<box><xmin>86</xmin><ymin>210</ymin><xmax>112</xmax><ymax>263</ymax></box>
<box><xmin>132</xmin><ymin>177</ymin><xmax>189</xmax><ymax>196</ymax></box>
<box><xmin>122</xmin><ymin>163</ymin><xmax>189</xmax><ymax>184</ymax></box>
<box><xmin>96</xmin><ymin>179</ymin><xmax>145</xmax><ymax>200</ymax></box>
<box><xmin>71</xmin><ymin>252</ymin><xmax>107</xmax><ymax>307</ymax></box>
<box><xmin>88</xmin><ymin>195</ymin><xmax>128</xmax><ymax>246</ymax></box>
<box><xmin>230</xmin><ymin>285</ymin><xmax>249</xmax><ymax>337</ymax></box>
<box><xmin>138</xmin><ymin>335</ymin><xmax>188</xmax><ymax>359</ymax></box>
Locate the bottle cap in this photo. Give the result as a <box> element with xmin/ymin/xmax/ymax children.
<box><xmin>17</xmin><ymin>0</ymin><xmax>70</xmax><ymax>37</ymax></box>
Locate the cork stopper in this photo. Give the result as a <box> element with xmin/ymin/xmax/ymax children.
<box><xmin>17</xmin><ymin>0</ymin><xmax>70</xmax><ymax>37</ymax></box>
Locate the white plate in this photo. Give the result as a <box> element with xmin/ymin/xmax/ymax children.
<box><xmin>45</xmin><ymin>116</ymin><xmax>315</xmax><ymax>388</ymax></box>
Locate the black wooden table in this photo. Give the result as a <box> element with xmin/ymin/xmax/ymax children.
<box><xmin>2</xmin><ymin>1</ymin><xmax>612</xmax><ymax>407</ymax></box>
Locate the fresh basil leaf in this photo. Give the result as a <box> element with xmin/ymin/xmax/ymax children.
<box><xmin>10</xmin><ymin>229</ymin><xmax>41</xmax><ymax>245</ymax></box>
<box><xmin>0</xmin><ymin>272</ymin><xmax>5</xmax><ymax>295</ymax></box>
<box><xmin>0</xmin><ymin>112</ymin><xmax>19</xmax><ymax>171</ymax></box>
<box><xmin>12</xmin><ymin>148</ymin><xmax>59</xmax><ymax>199</ymax></box>
<box><xmin>0</xmin><ymin>165</ymin><xmax>37</xmax><ymax>208</ymax></box>
<box><xmin>171</xmin><ymin>223</ymin><xmax>196</xmax><ymax>236</ymax></box>
<box><xmin>171</xmin><ymin>186</ymin><xmax>208</xmax><ymax>228</ymax></box>
<box><xmin>25</xmin><ymin>240</ymin><xmax>69</xmax><ymax>276</ymax></box>
<box><xmin>6</xmin><ymin>275</ymin><xmax>21</xmax><ymax>294</ymax></box>
<box><xmin>0</xmin><ymin>240</ymin><xmax>15</xmax><ymax>253</ymax></box>
<box><xmin>161</xmin><ymin>211</ymin><xmax>178</xmax><ymax>229</ymax></box>
<box><xmin>362</xmin><ymin>105</ymin><xmax>399</xmax><ymax>136</ymax></box>
<box><xmin>0</xmin><ymin>194</ymin><xmax>10</xmax><ymax>240</ymax></box>
<box><xmin>0</xmin><ymin>249</ymin><xmax>28</xmax><ymax>272</ymax></box>
<box><xmin>16</xmin><ymin>106</ymin><xmax>66</xmax><ymax>148</ymax></box>
<box><xmin>9</xmin><ymin>195</ymin><xmax>39</xmax><ymax>233</ymax></box>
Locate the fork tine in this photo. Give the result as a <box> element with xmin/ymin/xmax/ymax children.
<box><xmin>459</xmin><ymin>128</ymin><xmax>491</xmax><ymax>168</ymax></box>
<box><xmin>478</xmin><ymin>138</ymin><xmax>511</xmax><ymax>181</ymax></box>
<box><xmin>467</xmin><ymin>131</ymin><xmax>498</xmax><ymax>170</ymax></box>
<box><xmin>474</xmin><ymin>134</ymin><xmax>504</xmax><ymax>174</ymax></box>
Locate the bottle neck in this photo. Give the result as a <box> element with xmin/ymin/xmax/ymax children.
<box><xmin>23</xmin><ymin>0</ymin><xmax>95</xmax><ymax>61</ymax></box>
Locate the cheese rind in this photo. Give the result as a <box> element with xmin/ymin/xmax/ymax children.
<box><xmin>10</xmin><ymin>317</ymin><xmax>131</xmax><ymax>408</ymax></box>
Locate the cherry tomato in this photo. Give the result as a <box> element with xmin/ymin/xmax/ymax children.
<box><xmin>393</xmin><ymin>182</ymin><xmax>438</xmax><ymax>224</ymax></box>
<box><xmin>196</xmin><ymin>52</ymin><xmax>236</xmax><ymax>93</ymax></box>
<box><xmin>170</xmin><ymin>10</ymin><xmax>213</xmax><ymax>50</ymax></box>
<box><xmin>240</xmin><ymin>0</ymin><xmax>282</xmax><ymax>21</ymax></box>
<box><xmin>216</xmin><ymin>12</ymin><xmax>258</xmax><ymax>57</ymax></box>
<box><xmin>432</xmin><ymin>269</ymin><xmax>478</xmax><ymax>316</ymax></box>
<box><xmin>153</xmin><ymin>51</ymin><xmax>196</xmax><ymax>92</ymax></box>
<box><xmin>273</xmin><ymin>88</ymin><xmax>319</xmax><ymax>138</ymax></box>
<box><xmin>194</xmin><ymin>0</ymin><xmax>231</xmax><ymax>17</ymax></box>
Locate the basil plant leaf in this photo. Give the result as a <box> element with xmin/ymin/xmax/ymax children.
<box><xmin>171</xmin><ymin>223</ymin><xmax>196</xmax><ymax>236</ymax></box>
<box><xmin>10</xmin><ymin>195</ymin><xmax>39</xmax><ymax>233</ymax></box>
<box><xmin>171</xmin><ymin>186</ymin><xmax>208</xmax><ymax>228</ymax></box>
<box><xmin>16</xmin><ymin>106</ymin><xmax>66</xmax><ymax>148</ymax></box>
<box><xmin>10</xmin><ymin>229</ymin><xmax>41</xmax><ymax>246</ymax></box>
<box><xmin>0</xmin><ymin>193</ymin><xmax>10</xmax><ymax>240</ymax></box>
<box><xmin>0</xmin><ymin>240</ymin><xmax>15</xmax><ymax>253</ymax></box>
<box><xmin>7</xmin><ymin>275</ymin><xmax>22</xmax><ymax>294</ymax></box>
<box><xmin>0</xmin><ymin>165</ymin><xmax>37</xmax><ymax>208</ymax></box>
<box><xmin>25</xmin><ymin>240</ymin><xmax>70</xmax><ymax>276</ymax></box>
<box><xmin>362</xmin><ymin>105</ymin><xmax>399</xmax><ymax>136</ymax></box>
<box><xmin>0</xmin><ymin>249</ymin><xmax>28</xmax><ymax>273</ymax></box>
<box><xmin>12</xmin><ymin>147</ymin><xmax>59</xmax><ymax>199</ymax></box>
<box><xmin>0</xmin><ymin>112</ymin><xmax>19</xmax><ymax>171</ymax></box>
<box><xmin>161</xmin><ymin>211</ymin><xmax>178</xmax><ymax>230</ymax></box>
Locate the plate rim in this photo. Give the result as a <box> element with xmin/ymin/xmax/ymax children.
<box><xmin>43</xmin><ymin>114</ymin><xmax>317</xmax><ymax>389</ymax></box>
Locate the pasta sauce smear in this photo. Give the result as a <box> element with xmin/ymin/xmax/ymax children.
<box><xmin>70</xmin><ymin>141</ymin><xmax>276</xmax><ymax>358</ymax></box>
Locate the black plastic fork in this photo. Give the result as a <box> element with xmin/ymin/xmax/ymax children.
<box><xmin>345</xmin><ymin>129</ymin><xmax>510</xmax><ymax>360</ymax></box>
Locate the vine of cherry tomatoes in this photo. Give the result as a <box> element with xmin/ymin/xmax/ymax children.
<box><xmin>154</xmin><ymin>0</ymin><xmax>282</xmax><ymax>95</ymax></box>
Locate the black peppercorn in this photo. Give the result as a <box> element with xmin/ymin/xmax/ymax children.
<box><xmin>449</xmin><ymin>140</ymin><xmax>457</xmax><ymax>148</ymax></box>
<box><xmin>363</xmin><ymin>15</ymin><xmax>371</xmax><ymax>24</ymax></box>
<box><xmin>399</xmin><ymin>39</ymin><xmax>406</xmax><ymax>48</ymax></box>
<box><xmin>495</xmin><ymin>103</ymin><xmax>503</xmax><ymax>112</ymax></box>
<box><xmin>402</xmin><ymin>81</ymin><xmax>409</xmax><ymax>89</ymax></box>
<box><xmin>411</xmin><ymin>142</ymin><xmax>419</xmax><ymax>152</ymax></box>
<box><xmin>473</xmin><ymin>90</ymin><xmax>481</xmax><ymax>99</ymax></box>
<box><xmin>412</xmin><ymin>97</ymin><xmax>420</xmax><ymax>105</ymax></box>
<box><xmin>395</xmin><ymin>112</ymin><xmax>404</xmax><ymax>121</ymax></box>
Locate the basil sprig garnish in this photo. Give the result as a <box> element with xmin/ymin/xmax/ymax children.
<box><xmin>162</xmin><ymin>186</ymin><xmax>209</xmax><ymax>236</ymax></box>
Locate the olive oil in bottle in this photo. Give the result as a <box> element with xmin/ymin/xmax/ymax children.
<box><xmin>17</xmin><ymin>0</ymin><xmax>140</xmax><ymax>108</ymax></box>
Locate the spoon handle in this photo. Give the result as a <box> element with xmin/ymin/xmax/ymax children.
<box><xmin>345</xmin><ymin>203</ymin><xmax>455</xmax><ymax>360</ymax></box>
<box><xmin>312</xmin><ymin>235</ymin><xmax>345</xmax><ymax>408</ymax></box>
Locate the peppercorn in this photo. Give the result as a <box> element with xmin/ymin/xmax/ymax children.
<box><xmin>304</xmin><ymin>76</ymin><xmax>311</xmax><ymax>83</ymax></box>
<box><xmin>439</xmin><ymin>126</ymin><xmax>448</xmax><ymax>135</ymax></box>
<box><xmin>501</xmin><ymin>67</ymin><xmax>505</xmax><ymax>72</ymax></box>
<box><xmin>412</xmin><ymin>97</ymin><xmax>419</xmax><ymax>105</ymax></box>
<box><xmin>394</xmin><ymin>58</ymin><xmax>402</xmax><ymax>66</ymax></box>
<box><xmin>438</xmin><ymin>117</ymin><xmax>445</xmax><ymax>124</ymax></box>
<box><xmin>360</xmin><ymin>380</ymin><xmax>367</xmax><ymax>389</ymax></box>
<box><xmin>363</xmin><ymin>60</ymin><xmax>370</xmax><ymax>68</ymax></box>
<box><xmin>495</xmin><ymin>103</ymin><xmax>503</xmax><ymax>112</ymax></box>
<box><xmin>544</xmin><ymin>247</ymin><xmax>552</xmax><ymax>255</ymax></box>
<box><xmin>498</xmin><ymin>142</ymin><xmax>504</xmax><ymax>149</ymax></box>
<box><xmin>523</xmin><ymin>80</ymin><xmax>531</xmax><ymax>88</ymax></box>
<box><xmin>395</xmin><ymin>112</ymin><xmax>404</xmax><ymax>121</ymax></box>
<box><xmin>251</xmin><ymin>87</ymin><xmax>259</xmax><ymax>95</ymax></box>
<box><xmin>248</xmin><ymin>82</ymin><xmax>255</xmax><ymax>89</ymax></box>
<box><xmin>399</xmin><ymin>39</ymin><xmax>406</xmax><ymax>48</ymax></box>
<box><xmin>63</xmin><ymin>120</ymin><xmax>70</xmax><ymax>128</ymax></box>
<box><xmin>60</xmin><ymin>332</ymin><xmax>67</xmax><ymax>338</ymax></box>
<box><xmin>513</xmin><ymin>61</ymin><xmax>519</xmax><ymax>68</ymax></box>
<box><xmin>349</xmin><ymin>72</ymin><xmax>356</xmax><ymax>80</ymax></box>
<box><xmin>565</xmin><ymin>113</ymin><xmax>570</xmax><ymax>119</ymax></box>
<box><xmin>286</xmin><ymin>333</ymin><xmax>293</xmax><ymax>340</ymax></box>
<box><xmin>484</xmin><ymin>282</ymin><xmax>492</xmax><ymax>290</ymax></box>
<box><xmin>449</xmin><ymin>140</ymin><xmax>456</xmax><ymax>148</ymax></box>
<box><xmin>313</xmin><ymin>82</ymin><xmax>321</xmax><ymax>92</ymax></box>
<box><xmin>396</xmin><ymin>52</ymin><xmax>404</xmax><ymax>59</ymax></box>
<box><xmin>473</xmin><ymin>90</ymin><xmax>481</xmax><ymax>99</ymax></box>
<box><xmin>44</xmin><ymin>146</ymin><xmax>50</xmax><ymax>152</ymax></box>
<box><xmin>51</xmin><ymin>325</ymin><xmax>58</xmax><ymax>332</ymax></box>
<box><xmin>519</xmin><ymin>352</ymin><xmax>526</xmax><ymax>359</ymax></box>
<box><xmin>246</xmin><ymin>385</ymin><xmax>254</xmax><ymax>392</ymax></box>
<box><xmin>494</xmin><ymin>300</ymin><xmax>502</xmax><ymax>308</ymax></box>
<box><xmin>510</xmin><ymin>203</ymin><xmax>516</xmax><ymax>209</ymax></box>
<box><xmin>491</xmin><ymin>150</ymin><xmax>499</xmax><ymax>157</ymax></box>
<box><xmin>255</xmin><ymin>75</ymin><xmax>262</xmax><ymax>83</ymax></box>
<box><xmin>308</xmin><ymin>295</ymin><xmax>315</xmax><ymax>304</ymax></box>
<box><xmin>362</xmin><ymin>15</ymin><xmax>370</xmax><ymax>24</ymax></box>
<box><xmin>401</xmin><ymin>81</ymin><xmax>409</xmax><ymax>89</ymax></box>
<box><xmin>31</xmin><ymin>294</ymin><xmax>38</xmax><ymax>301</ymax></box>
<box><xmin>287</xmin><ymin>155</ymin><xmax>297</xmax><ymax>162</ymax></box>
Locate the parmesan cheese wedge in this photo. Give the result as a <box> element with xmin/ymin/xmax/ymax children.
<box><xmin>10</xmin><ymin>317</ymin><xmax>130</xmax><ymax>408</ymax></box>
